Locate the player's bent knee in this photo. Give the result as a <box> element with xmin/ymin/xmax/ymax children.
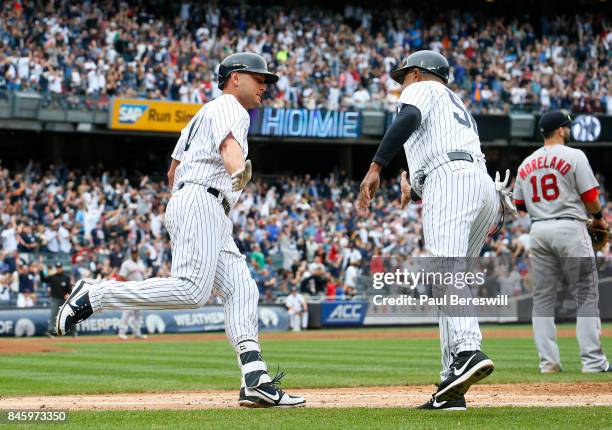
<box><xmin>179</xmin><ymin>280</ymin><xmax>211</xmax><ymax>309</ymax></box>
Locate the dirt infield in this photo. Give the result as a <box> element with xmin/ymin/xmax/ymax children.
<box><xmin>2</xmin><ymin>327</ymin><xmax>611</xmax><ymax>355</ymax></box>
<box><xmin>0</xmin><ymin>383</ymin><xmax>610</xmax><ymax>409</ymax></box>
<box><xmin>1</xmin><ymin>329</ymin><xmax>611</xmax><ymax>409</ymax></box>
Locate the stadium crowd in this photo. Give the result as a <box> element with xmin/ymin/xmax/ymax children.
<box><xmin>1</xmin><ymin>1</ymin><xmax>611</xmax><ymax>114</ymax></box>
<box><xmin>1</xmin><ymin>161</ymin><xmax>611</xmax><ymax>308</ymax></box>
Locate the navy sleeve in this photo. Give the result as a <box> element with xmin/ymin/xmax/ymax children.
<box><xmin>372</xmin><ymin>104</ymin><xmax>422</xmax><ymax>168</ymax></box>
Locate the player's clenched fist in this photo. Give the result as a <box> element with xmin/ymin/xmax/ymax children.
<box><xmin>231</xmin><ymin>159</ymin><xmax>252</xmax><ymax>191</ymax></box>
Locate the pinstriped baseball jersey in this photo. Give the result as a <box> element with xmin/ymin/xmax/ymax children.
<box><xmin>395</xmin><ymin>80</ymin><xmax>499</xmax><ymax>382</ymax></box>
<box><xmin>513</xmin><ymin>144</ymin><xmax>598</xmax><ymax>221</ymax></box>
<box><xmin>399</xmin><ymin>81</ymin><xmax>485</xmax><ymax>188</ymax></box>
<box><xmin>172</xmin><ymin>94</ymin><xmax>250</xmax><ymax>207</ymax></box>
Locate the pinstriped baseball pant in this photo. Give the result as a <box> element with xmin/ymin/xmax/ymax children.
<box><xmin>88</xmin><ymin>184</ymin><xmax>260</xmax><ymax>352</ymax></box>
<box><xmin>422</xmin><ymin>161</ymin><xmax>500</xmax><ymax>380</ymax></box>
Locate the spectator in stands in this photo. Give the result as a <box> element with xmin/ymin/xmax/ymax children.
<box><xmin>0</xmin><ymin>160</ymin><xmax>609</xmax><ymax>310</ymax></box>
<box><xmin>0</xmin><ymin>263</ymin><xmax>13</xmax><ymax>306</ymax></box>
<box><xmin>250</xmin><ymin>243</ymin><xmax>266</xmax><ymax>270</ymax></box>
<box><xmin>16</xmin><ymin>259</ymin><xmax>37</xmax><ymax>308</ymax></box>
<box><xmin>16</xmin><ymin>223</ymin><xmax>37</xmax><ymax>253</ymax></box>
<box><xmin>325</xmin><ymin>274</ymin><xmax>340</xmax><ymax>301</ymax></box>
<box><xmin>0</xmin><ymin>2</ymin><xmax>609</xmax><ymax>113</ymax></box>
<box><xmin>343</xmin><ymin>261</ymin><xmax>360</xmax><ymax>296</ymax></box>
<box><xmin>1</xmin><ymin>218</ymin><xmax>17</xmax><ymax>254</ymax></box>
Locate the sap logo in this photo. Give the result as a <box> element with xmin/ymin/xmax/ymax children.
<box><xmin>118</xmin><ymin>104</ymin><xmax>148</xmax><ymax>124</ymax></box>
<box><xmin>328</xmin><ymin>304</ymin><xmax>363</xmax><ymax>321</ymax></box>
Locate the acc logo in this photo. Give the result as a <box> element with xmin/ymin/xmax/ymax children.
<box><xmin>571</xmin><ymin>115</ymin><xmax>601</xmax><ymax>142</ymax></box>
<box><xmin>328</xmin><ymin>304</ymin><xmax>363</xmax><ymax>321</ymax></box>
<box><xmin>146</xmin><ymin>314</ymin><xmax>166</xmax><ymax>334</ymax></box>
<box><xmin>118</xmin><ymin>104</ymin><xmax>148</xmax><ymax>124</ymax></box>
<box><xmin>14</xmin><ymin>318</ymin><xmax>36</xmax><ymax>337</ymax></box>
<box><xmin>258</xmin><ymin>308</ymin><xmax>279</xmax><ymax>328</ymax></box>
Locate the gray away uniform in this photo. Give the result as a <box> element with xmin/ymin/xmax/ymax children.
<box><xmin>514</xmin><ymin>144</ymin><xmax>609</xmax><ymax>373</ymax></box>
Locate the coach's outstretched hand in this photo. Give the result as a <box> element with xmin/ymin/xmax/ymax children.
<box><xmin>231</xmin><ymin>159</ymin><xmax>252</xmax><ymax>191</ymax></box>
<box><xmin>358</xmin><ymin>163</ymin><xmax>381</xmax><ymax>216</ymax></box>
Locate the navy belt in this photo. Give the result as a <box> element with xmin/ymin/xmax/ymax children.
<box><xmin>177</xmin><ymin>183</ymin><xmax>231</xmax><ymax>215</ymax></box>
<box><xmin>532</xmin><ymin>217</ymin><xmax>578</xmax><ymax>223</ymax></box>
<box><xmin>419</xmin><ymin>151</ymin><xmax>474</xmax><ymax>185</ymax></box>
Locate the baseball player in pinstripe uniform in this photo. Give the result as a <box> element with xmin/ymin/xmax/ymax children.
<box><xmin>56</xmin><ymin>52</ymin><xmax>305</xmax><ymax>408</ymax></box>
<box><xmin>359</xmin><ymin>51</ymin><xmax>506</xmax><ymax>410</ymax></box>
<box><xmin>513</xmin><ymin>110</ymin><xmax>610</xmax><ymax>374</ymax></box>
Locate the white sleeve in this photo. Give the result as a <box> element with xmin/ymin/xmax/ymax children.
<box><xmin>398</xmin><ymin>83</ymin><xmax>433</xmax><ymax>122</ymax></box>
<box><xmin>513</xmin><ymin>164</ymin><xmax>525</xmax><ymax>202</ymax></box>
<box><xmin>574</xmin><ymin>150</ymin><xmax>598</xmax><ymax>194</ymax></box>
<box><xmin>210</xmin><ymin>97</ymin><xmax>250</xmax><ymax>150</ymax></box>
<box><xmin>171</xmin><ymin>127</ymin><xmax>188</xmax><ymax>161</ymax></box>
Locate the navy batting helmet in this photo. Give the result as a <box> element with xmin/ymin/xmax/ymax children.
<box><xmin>390</xmin><ymin>50</ymin><xmax>450</xmax><ymax>84</ymax></box>
<box><xmin>217</xmin><ymin>52</ymin><xmax>279</xmax><ymax>90</ymax></box>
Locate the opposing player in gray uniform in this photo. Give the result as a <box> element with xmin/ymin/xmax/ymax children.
<box><xmin>513</xmin><ymin>110</ymin><xmax>610</xmax><ymax>374</ymax></box>
<box><xmin>56</xmin><ymin>52</ymin><xmax>305</xmax><ymax>408</ymax></box>
<box><xmin>117</xmin><ymin>248</ymin><xmax>148</xmax><ymax>340</ymax></box>
<box><xmin>359</xmin><ymin>51</ymin><xmax>508</xmax><ymax>410</ymax></box>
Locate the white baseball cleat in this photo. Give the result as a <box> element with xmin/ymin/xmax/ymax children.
<box><xmin>417</xmin><ymin>394</ymin><xmax>467</xmax><ymax>411</ymax></box>
<box><xmin>238</xmin><ymin>371</ymin><xmax>305</xmax><ymax>408</ymax></box>
<box><xmin>55</xmin><ymin>280</ymin><xmax>94</xmax><ymax>336</ymax></box>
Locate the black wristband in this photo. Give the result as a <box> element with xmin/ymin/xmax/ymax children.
<box><xmin>410</xmin><ymin>188</ymin><xmax>421</xmax><ymax>202</ymax></box>
<box><xmin>592</xmin><ymin>210</ymin><xmax>603</xmax><ymax>220</ymax></box>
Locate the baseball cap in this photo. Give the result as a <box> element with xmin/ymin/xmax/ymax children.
<box><xmin>55</xmin><ymin>262</ymin><xmax>63</xmax><ymax>268</ymax></box>
<box><xmin>539</xmin><ymin>110</ymin><xmax>572</xmax><ymax>133</ymax></box>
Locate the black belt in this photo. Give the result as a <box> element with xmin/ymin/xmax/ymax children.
<box><xmin>447</xmin><ymin>151</ymin><xmax>474</xmax><ymax>163</ymax></box>
<box><xmin>532</xmin><ymin>217</ymin><xmax>578</xmax><ymax>223</ymax></box>
<box><xmin>177</xmin><ymin>183</ymin><xmax>231</xmax><ymax>215</ymax></box>
<box><xmin>419</xmin><ymin>152</ymin><xmax>474</xmax><ymax>185</ymax></box>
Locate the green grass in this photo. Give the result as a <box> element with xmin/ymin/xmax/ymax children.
<box><xmin>0</xmin><ymin>324</ymin><xmax>610</xmax><ymax>396</ymax></box>
<box><xmin>2</xmin><ymin>408</ymin><xmax>612</xmax><ymax>430</ymax></box>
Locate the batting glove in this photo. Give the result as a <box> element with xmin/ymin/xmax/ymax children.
<box><xmin>494</xmin><ymin>169</ymin><xmax>517</xmax><ymax>214</ymax></box>
<box><xmin>231</xmin><ymin>159</ymin><xmax>252</xmax><ymax>191</ymax></box>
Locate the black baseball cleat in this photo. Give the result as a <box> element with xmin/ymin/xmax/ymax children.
<box><xmin>435</xmin><ymin>350</ymin><xmax>494</xmax><ymax>402</ymax></box>
<box><xmin>238</xmin><ymin>371</ymin><xmax>305</xmax><ymax>408</ymax></box>
<box><xmin>417</xmin><ymin>394</ymin><xmax>466</xmax><ymax>411</ymax></box>
<box><xmin>55</xmin><ymin>280</ymin><xmax>94</xmax><ymax>336</ymax></box>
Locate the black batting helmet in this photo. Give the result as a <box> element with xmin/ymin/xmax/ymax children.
<box><xmin>390</xmin><ymin>50</ymin><xmax>450</xmax><ymax>84</ymax></box>
<box><xmin>217</xmin><ymin>52</ymin><xmax>279</xmax><ymax>90</ymax></box>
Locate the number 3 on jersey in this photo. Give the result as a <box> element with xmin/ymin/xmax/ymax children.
<box><xmin>529</xmin><ymin>173</ymin><xmax>560</xmax><ymax>202</ymax></box>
